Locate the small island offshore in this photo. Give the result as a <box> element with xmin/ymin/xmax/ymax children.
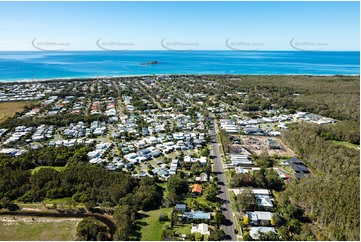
<box><xmin>0</xmin><ymin>74</ymin><xmax>359</xmax><ymax>241</ymax></box>
<box><xmin>141</xmin><ymin>60</ymin><xmax>159</xmax><ymax>65</ymax></box>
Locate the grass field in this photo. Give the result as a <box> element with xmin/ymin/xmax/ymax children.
<box><xmin>14</xmin><ymin>203</ymin><xmax>45</xmax><ymax>209</ymax></box>
<box><xmin>31</xmin><ymin>166</ymin><xmax>66</xmax><ymax>175</ymax></box>
<box><xmin>229</xmin><ymin>189</ymin><xmax>238</xmax><ymax>214</ymax></box>
<box><xmin>137</xmin><ymin>207</ymin><xmax>172</xmax><ymax>241</ymax></box>
<box><xmin>216</xmin><ymin>132</ymin><xmax>225</xmax><ymax>156</ymax></box>
<box><xmin>183</xmin><ymin>196</ymin><xmax>214</xmax><ymax>210</ymax></box>
<box><xmin>14</xmin><ymin>200</ymin><xmax>83</xmax><ymax>210</ymax></box>
<box><xmin>0</xmin><ymin>216</ymin><xmax>80</xmax><ymax>241</ymax></box>
<box><xmin>224</xmin><ymin>170</ymin><xmax>232</xmax><ymax>185</ymax></box>
<box><xmin>0</xmin><ymin>101</ymin><xmax>36</xmax><ymax>124</ymax></box>
<box><xmin>332</xmin><ymin>140</ymin><xmax>360</xmax><ymax>150</ymax></box>
<box><xmin>173</xmin><ymin>223</ymin><xmax>191</xmax><ymax>236</ymax></box>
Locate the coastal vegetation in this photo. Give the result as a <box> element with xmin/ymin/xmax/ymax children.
<box><xmin>281</xmin><ymin>124</ymin><xmax>359</xmax><ymax>241</ymax></box>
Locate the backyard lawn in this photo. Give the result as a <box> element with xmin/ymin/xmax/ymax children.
<box><xmin>137</xmin><ymin>207</ymin><xmax>172</xmax><ymax>241</ymax></box>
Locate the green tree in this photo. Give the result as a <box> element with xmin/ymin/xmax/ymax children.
<box><xmin>236</xmin><ymin>188</ymin><xmax>257</xmax><ymax>212</ymax></box>
<box><xmin>209</xmin><ymin>229</ymin><xmax>225</xmax><ymax>241</ymax></box>
<box><xmin>201</xmin><ymin>148</ymin><xmax>210</xmax><ymax>157</ymax></box>
<box><xmin>205</xmin><ymin>184</ymin><xmax>219</xmax><ymax>202</ymax></box>
<box><xmin>113</xmin><ymin>205</ymin><xmax>135</xmax><ymax>241</ymax></box>
<box><xmin>257</xmin><ymin>231</ymin><xmax>279</xmax><ymax>241</ymax></box>
<box><xmin>160</xmin><ymin>226</ymin><xmax>174</xmax><ymax>241</ymax></box>
<box><xmin>270</xmin><ymin>213</ymin><xmax>285</xmax><ymax>227</ymax></box>
<box><xmin>167</xmin><ymin>174</ymin><xmax>189</xmax><ymax>195</ymax></box>
<box><xmin>265</xmin><ymin>169</ymin><xmax>284</xmax><ymax>191</ymax></box>
<box><xmin>214</xmin><ymin>211</ymin><xmax>226</xmax><ymax>228</ymax></box>
<box><xmin>243</xmin><ymin>232</ymin><xmax>252</xmax><ymax>241</ymax></box>
<box><xmin>194</xmin><ymin>232</ymin><xmax>204</xmax><ymax>241</ymax></box>
<box><xmin>164</xmin><ymin>190</ymin><xmax>178</xmax><ymax>207</ymax></box>
<box><xmin>277</xmin><ymin>226</ymin><xmax>290</xmax><ymax>241</ymax></box>
<box><xmin>76</xmin><ymin>217</ymin><xmax>109</xmax><ymax>241</ymax></box>
<box><xmin>256</xmin><ymin>152</ymin><xmax>272</xmax><ymax>168</ymax></box>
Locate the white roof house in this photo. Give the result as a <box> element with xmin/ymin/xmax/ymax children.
<box><xmin>230</xmin><ymin>154</ymin><xmax>252</xmax><ymax>166</ymax></box>
<box><xmin>268</xmin><ymin>131</ymin><xmax>281</xmax><ymax>136</ymax></box>
<box><xmin>235</xmin><ymin>167</ymin><xmax>249</xmax><ymax>174</ymax></box>
<box><xmin>194</xmin><ymin>156</ymin><xmax>207</xmax><ymax>166</ymax></box>
<box><xmin>196</xmin><ymin>173</ymin><xmax>208</xmax><ymax>182</ymax></box>
<box><xmin>191</xmin><ymin>223</ymin><xmax>210</xmax><ymax>235</ymax></box>
<box><xmin>250</xmin><ymin>227</ymin><xmax>276</xmax><ymax>240</ymax></box>
<box><xmin>231</xmin><ymin>189</ymin><xmax>273</xmax><ymax>208</ymax></box>
<box><xmin>256</xmin><ymin>195</ymin><xmax>273</xmax><ymax>208</ymax></box>
<box><xmin>246</xmin><ymin>211</ymin><xmax>273</xmax><ymax>225</ymax></box>
<box><xmin>184</xmin><ymin>155</ymin><xmax>192</xmax><ymax>163</ymax></box>
<box><xmin>173</xmin><ymin>132</ymin><xmax>184</xmax><ymax>140</ymax></box>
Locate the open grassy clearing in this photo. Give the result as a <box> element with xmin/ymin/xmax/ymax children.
<box><xmin>14</xmin><ymin>203</ymin><xmax>45</xmax><ymax>210</ymax></box>
<box><xmin>183</xmin><ymin>196</ymin><xmax>215</xmax><ymax>209</ymax></box>
<box><xmin>0</xmin><ymin>101</ymin><xmax>36</xmax><ymax>124</ymax></box>
<box><xmin>331</xmin><ymin>140</ymin><xmax>360</xmax><ymax>150</ymax></box>
<box><xmin>31</xmin><ymin>166</ymin><xmax>66</xmax><ymax>174</ymax></box>
<box><xmin>16</xmin><ymin>197</ymin><xmax>84</xmax><ymax>209</ymax></box>
<box><xmin>173</xmin><ymin>223</ymin><xmax>191</xmax><ymax>236</ymax></box>
<box><xmin>0</xmin><ymin>216</ymin><xmax>80</xmax><ymax>241</ymax></box>
<box><xmin>14</xmin><ymin>200</ymin><xmax>84</xmax><ymax>210</ymax></box>
<box><xmin>43</xmin><ymin>197</ymin><xmax>86</xmax><ymax>208</ymax></box>
<box><xmin>137</xmin><ymin>207</ymin><xmax>172</xmax><ymax>241</ymax></box>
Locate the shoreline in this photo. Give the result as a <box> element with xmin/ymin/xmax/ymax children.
<box><xmin>1</xmin><ymin>73</ymin><xmax>360</xmax><ymax>84</ymax></box>
<box><xmin>0</xmin><ymin>50</ymin><xmax>360</xmax><ymax>52</ymax></box>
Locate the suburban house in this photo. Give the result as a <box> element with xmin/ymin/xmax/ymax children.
<box><xmin>256</xmin><ymin>195</ymin><xmax>273</xmax><ymax>209</ymax></box>
<box><xmin>243</xmin><ymin>126</ymin><xmax>266</xmax><ymax>136</ymax></box>
<box><xmin>175</xmin><ymin>204</ymin><xmax>187</xmax><ymax>212</ymax></box>
<box><xmin>184</xmin><ymin>211</ymin><xmax>211</xmax><ymax>220</ymax></box>
<box><xmin>191</xmin><ymin>184</ymin><xmax>203</xmax><ymax>196</ymax></box>
<box><xmin>191</xmin><ymin>223</ymin><xmax>210</xmax><ymax>235</ymax></box>
<box><xmin>287</xmin><ymin>157</ymin><xmax>310</xmax><ymax>179</ymax></box>
<box><xmin>232</xmin><ymin>188</ymin><xmax>274</xmax><ymax>208</ymax></box>
<box><xmin>220</xmin><ymin>119</ymin><xmax>240</xmax><ymax>133</ymax></box>
<box><xmin>230</xmin><ymin>188</ymin><xmax>274</xmax><ymax>208</ymax></box>
<box><xmin>250</xmin><ymin>227</ymin><xmax>276</xmax><ymax>240</ymax></box>
<box><xmin>196</xmin><ymin>173</ymin><xmax>208</xmax><ymax>182</ymax></box>
<box><xmin>229</xmin><ymin>154</ymin><xmax>253</xmax><ymax>167</ymax></box>
<box><xmin>274</xmin><ymin>168</ymin><xmax>290</xmax><ymax>180</ymax></box>
<box><xmin>169</xmin><ymin>159</ymin><xmax>179</xmax><ymax>175</ymax></box>
<box><xmin>246</xmin><ymin>211</ymin><xmax>273</xmax><ymax>226</ymax></box>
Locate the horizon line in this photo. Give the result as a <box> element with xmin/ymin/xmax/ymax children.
<box><xmin>2</xmin><ymin>73</ymin><xmax>361</xmax><ymax>84</ymax></box>
<box><xmin>0</xmin><ymin>49</ymin><xmax>360</xmax><ymax>52</ymax></box>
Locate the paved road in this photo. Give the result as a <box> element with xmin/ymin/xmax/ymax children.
<box><xmin>210</xmin><ymin>118</ymin><xmax>237</xmax><ymax>241</ymax></box>
<box><xmin>154</xmin><ymin>78</ymin><xmax>237</xmax><ymax>240</ymax></box>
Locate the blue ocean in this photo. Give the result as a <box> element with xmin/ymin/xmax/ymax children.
<box><xmin>0</xmin><ymin>51</ymin><xmax>359</xmax><ymax>81</ymax></box>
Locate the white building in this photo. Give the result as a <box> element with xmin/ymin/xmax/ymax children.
<box><xmin>246</xmin><ymin>211</ymin><xmax>273</xmax><ymax>225</ymax></box>
<box><xmin>230</xmin><ymin>154</ymin><xmax>252</xmax><ymax>166</ymax></box>
<box><xmin>250</xmin><ymin>227</ymin><xmax>276</xmax><ymax>240</ymax></box>
<box><xmin>191</xmin><ymin>223</ymin><xmax>210</xmax><ymax>235</ymax></box>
